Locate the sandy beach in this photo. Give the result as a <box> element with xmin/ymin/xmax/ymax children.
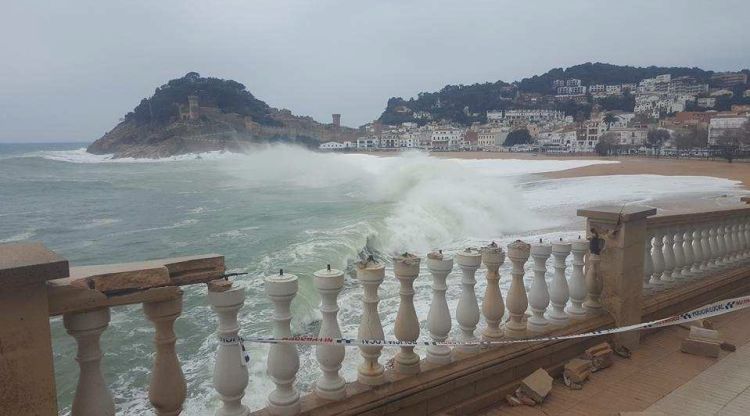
<box><xmin>434</xmin><ymin>152</ymin><xmax>750</xmax><ymax>190</ymax></box>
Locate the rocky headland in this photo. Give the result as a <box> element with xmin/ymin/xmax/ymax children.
<box><xmin>87</xmin><ymin>72</ymin><xmax>358</xmax><ymax>158</ymax></box>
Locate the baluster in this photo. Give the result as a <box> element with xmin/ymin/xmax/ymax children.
<box><xmin>143</xmin><ymin>296</ymin><xmax>186</xmax><ymax>416</ymax></box>
<box><xmin>682</xmin><ymin>229</ymin><xmax>695</xmax><ymax>278</ymax></box>
<box><xmin>643</xmin><ymin>233</ymin><xmax>654</xmax><ymax>294</ymax></box>
<box><xmin>566</xmin><ymin>238</ymin><xmax>588</xmax><ymax>318</ymax></box>
<box><xmin>701</xmin><ymin>227</ymin><xmax>712</xmax><ymax>270</ymax></box>
<box><xmin>731</xmin><ymin>221</ymin><xmax>741</xmax><ymax>262</ymax></box>
<box><xmin>426</xmin><ymin>251</ymin><xmax>453</xmax><ymax>365</ymax></box>
<box><xmin>738</xmin><ymin>220</ymin><xmax>748</xmax><ymax>260</ymax></box>
<box><xmin>724</xmin><ymin>222</ymin><xmax>735</xmax><ymax>264</ymax></box>
<box><xmin>528</xmin><ymin>241</ymin><xmax>551</xmax><ymax>333</ymax></box>
<box><xmin>208</xmin><ymin>282</ymin><xmax>250</xmax><ymax>416</ymax></box>
<box><xmin>744</xmin><ymin>218</ymin><xmax>750</xmax><ymax>258</ymax></box>
<box><xmin>313</xmin><ymin>266</ymin><xmax>346</xmax><ymax>401</ymax></box>
<box><xmin>716</xmin><ymin>223</ymin><xmax>728</xmax><ymax>266</ymax></box>
<box><xmin>584</xmin><ymin>251</ymin><xmax>604</xmax><ymax>315</ymax></box>
<box><xmin>505</xmin><ymin>240</ymin><xmax>531</xmax><ymax>338</ymax></box>
<box><xmin>691</xmin><ymin>229</ymin><xmax>704</xmax><ymax>276</ymax></box>
<box><xmin>672</xmin><ymin>228</ymin><xmax>686</xmax><ymax>282</ymax></box>
<box><xmin>356</xmin><ymin>259</ymin><xmax>386</xmax><ymax>385</ymax></box>
<box><xmin>709</xmin><ymin>225</ymin><xmax>720</xmax><ymax>268</ymax></box>
<box><xmin>63</xmin><ymin>308</ymin><xmax>115</xmax><ymax>416</ymax></box>
<box><xmin>393</xmin><ymin>253</ymin><xmax>421</xmax><ymax>375</ymax></box>
<box><xmin>548</xmin><ymin>239</ymin><xmax>572</xmax><ymax>327</ymax></box>
<box><xmin>265</xmin><ymin>271</ymin><xmax>300</xmax><ymax>416</ymax></box>
<box><xmin>661</xmin><ymin>230</ymin><xmax>676</xmax><ymax>285</ymax></box>
<box><xmin>454</xmin><ymin>248</ymin><xmax>482</xmax><ymax>357</ymax></box>
<box><xmin>650</xmin><ymin>229</ymin><xmax>665</xmax><ymax>290</ymax></box>
<box><xmin>481</xmin><ymin>243</ymin><xmax>505</xmax><ymax>340</ymax></box>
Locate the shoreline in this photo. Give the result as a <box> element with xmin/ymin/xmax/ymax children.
<box><xmin>428</xmin><ymin>151</ymin><xmax>750</xmax><ymax>190</ymax></box>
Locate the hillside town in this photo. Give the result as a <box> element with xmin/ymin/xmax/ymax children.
<box><xmin>320</xmin><ymin>71</ymin><xmax>750</xmax><ymax>155</ymax></box>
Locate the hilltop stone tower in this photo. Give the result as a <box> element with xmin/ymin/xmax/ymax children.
<box><xmin>332</xmin><ymin>113</ymin><xmax>341</xmax><ymax>128</ymax></box>
<box><xmin>188</xmin><ymin>95</ymin><xmax>200</xmax><ymax>120</ymax></box>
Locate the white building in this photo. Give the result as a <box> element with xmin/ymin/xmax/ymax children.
<box><xmin>557</xmin><ymin>85</ymin><xmax>587</xmax><ymax>95</ymax></box>
<box><xmin>608</xmin><ymin>127</ymin><xmax>648</xmax><ymax>146</ymax></box>
<box><xmin>357</xmin><ymin>137</ymin><xmax>380</xmax><ymax>149</ymax></box>
<box><xmin>431</xmin><ymin>128</ymin><xmax>463</xmax><ymax>150</ymax></box>
<box><xmin>487</xmin><ymin>109</ymin><xmax>565</xmax><ymax>124</ymax></box>
<box><xmin>696</xmin><ymin>97</ymin><xmax>716</xmax><ymax>108</ymax></box>
<box><xmin>589</xmin><ymin>84</ymin><xmax>606</xmax><ymax>94</ymax></box>
<box><xmin>606</xmin><ymin>85</ymin><xmax>622</xmax><ymax>95</ymax></box>
<box><xmin>477</xmin><ymin>127</ymin><xmax>509</xmax><ymax>149</ymax></box>
<box><xmin>319</xmin><ymin>141</ymin><xmax>346</xmax><ymax>150</ymax></box>
<box><xmin>635</xmin><ymin>93</ymin><xmax>689</xmax><ymax>118</ymax></box>
<box><xmin>537</xmin><ymin>128</ymin><xmax>577</xmax><ymax>152</ymax></box>
<box><xmin>708</xmin><ymin>116</ymin><xmax>749</xmax><ymax>145</ymax></box>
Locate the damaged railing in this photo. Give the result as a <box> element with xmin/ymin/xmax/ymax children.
<box><xmin>5</xmin><ymin>201</ymin><xmax>750</xmax><ymax>416</ymax></box>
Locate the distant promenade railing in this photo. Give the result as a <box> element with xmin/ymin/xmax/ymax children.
<box><xmin>3</xmin><ymin>201</ymin><xmax>750</xmax><ymax>416</ymax></box>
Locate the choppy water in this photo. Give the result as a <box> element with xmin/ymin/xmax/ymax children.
<box><xmin>0</xmin><ymin>142</ymin><xmax>743</xmax><ymax>414</ymax></box>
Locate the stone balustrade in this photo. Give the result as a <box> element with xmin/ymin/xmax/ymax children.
<box><xmin>5</xmin><ymin>200</ymin><xmax>750</xmax><ymax>415</ymax></box>
<box><xmin>644</xmin><ymin>207</ymin><xmax>750</xmax><ymax>295</ymax></box>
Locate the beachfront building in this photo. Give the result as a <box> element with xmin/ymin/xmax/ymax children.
<box><xmin>319</xmin><ymin>141</ymin><xmax>346</xmax><ymax>150</ymax></box>
<box><xmin>431</xmin><ymin>127</ymin><xmax>463</xmax><ymax>150</ymax></box>
<box><xmin>537</xmin><ymin>127</ymin><xmax>577</xmax><ymax>152</ymax></box>
<box><xmin>380</xmin><ymin>132</ymin><xmax>399</xmax><ymax>149</ymax></box>
<box><xmin>608</xmin><ymin>127</ymin><xmax>648</xmax><ymax>146</ymax></box>
<box><xmin>356</xmin><ymin>137</ymin><xmax>379</xmax><ymax>149</ymax></box>
<box><xmin>708</xmin><ymin>115</ymin><xmax>749</xmax><ymax>145</ymax></box>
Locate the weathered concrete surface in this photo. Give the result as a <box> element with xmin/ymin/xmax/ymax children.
<box><xmin>579</xmin><ymin>205</ymin><xmax>656</xmax><ymax>350</ymax></box>
<box><xmin>0</xmin><ymin>243</ymin><xmax>66</xmax><ymax>416</ymax></box>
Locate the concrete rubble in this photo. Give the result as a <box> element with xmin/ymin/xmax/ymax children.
<box><xmin>519</xmin><ymin>368</ymin><xmax>553</xmax><ymax>404</ymax></box>
<box><xmin>584</xmin><ymin>342</ymin><xmax>614</xmax><ymax>371</ymax></box>
<box><xmin>680</xmin><ymin>325</ymin><xmax>723</xmax><ymax>358</ymax></box>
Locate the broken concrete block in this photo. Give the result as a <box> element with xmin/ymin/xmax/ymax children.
<box><xmin>689</xmin><ymin>326</ymin><xmax>720</xmax><ymax>342</ymax></box>
<box><xmin>515</xmin><ymin>390</ymin><xmax>536</xmax><ymax>406</ymax></box>
<box><xmin>584</xmin><ymin>342</ymin><xmax>611</xmax><ymax>359</ymax></box>
<box><xmin>585</xmin><ymin>342</ymin><xmax>614</xmax><ymax>371</ymax></box>
<box><xmin>564</xmin><ymin>358</ymin><xmax>592</xmax><ymax>383</ymax></box>
<box><xmin>519</xmin><ymin>368</ymin><xmax>553</xmax><ymax>403</ymax></box>
<box><xmin>681</xmin><ymin>338</ymin><xmax>720</xmax><ymax>358</ymax></box>
<box><xmin>506</xmin><ymin>394</ymin><xmax>523</xmax><ymax>407</ymax></box>
<box><xmin>720</xmin><ymin>341</ymin><xmax>737</xmax><ymax>352</ymax></box>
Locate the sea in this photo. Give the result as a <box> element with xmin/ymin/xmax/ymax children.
<box><xmin>0</xmin><ymin>142</ymin><xmax>744</xmax><ymax>414</ymax></box>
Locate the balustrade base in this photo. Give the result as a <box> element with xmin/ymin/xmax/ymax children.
<box><xmin>314</xmin><ymin>380</ymin><xmax>347</xmax><ymax>401</ymax></box>
<box><xmin>395</xmin><ymin>352</ymin><xmax>421</xmax><ymax>375</ymax></box>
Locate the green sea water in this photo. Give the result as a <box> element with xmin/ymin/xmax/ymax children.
<box><xmin>0</xmin><ymin>142</ymin><xmax>742</xmax><ymax>414</ymax></box>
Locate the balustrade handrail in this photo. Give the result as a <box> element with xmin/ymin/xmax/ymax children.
<box><xmin>46</xmin><ymin>254</ymin><xmax>225</xmax><ymax>316</ymax></box>
<box><xmin>647</xmin><ymin>206</ymin><xmax>750</xmax><ymax>229</ymax></box>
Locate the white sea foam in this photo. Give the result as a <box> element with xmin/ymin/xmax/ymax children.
<box><xmin>34</xmin><ymin>148</ymin><xmax>244</xmax><ymax>164</ymax></box>
<box><xmin>0</xmin><ymin>230</ymin><xmax>36</xmax><ymax>243</ymax></box>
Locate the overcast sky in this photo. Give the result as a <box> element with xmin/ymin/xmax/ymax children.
<box><xmin>1</xmin><ymin>0</ymin><xmax>749</xmax><ymax>143</ymax></box>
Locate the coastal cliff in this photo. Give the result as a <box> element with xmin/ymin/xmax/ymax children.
<box><xmin>87</xmin><ymin>72</ymin><xmax>357</xmax><ymax>158</ymax></box>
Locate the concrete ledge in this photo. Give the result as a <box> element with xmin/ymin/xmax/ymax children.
<box><xmin>0</xmin><ymin>242</ymin><xmax>68</xmax><ymax>287</ymax></box>
<box><xmin>577</xmin><ymin>205</ymin><xmax>656</xmax><ymax>223</ymax></box>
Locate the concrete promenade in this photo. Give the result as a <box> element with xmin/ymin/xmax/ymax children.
<box><xmin>480</xmin><ymin>305</ymin><xmax>750</xmax><ymax>415</ymax></box>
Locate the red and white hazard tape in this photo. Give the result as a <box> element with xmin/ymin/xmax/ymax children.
<box><xmin>220</xmin><ymin>295</ymin><xmax>750</xmax><ymax>347</ymax></box>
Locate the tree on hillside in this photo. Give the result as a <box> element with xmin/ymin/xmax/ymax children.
<box><xmin>595</xmin><ymin>132</ymin><xmax>618</xmax><ymax>156</ymax></box>
<box><xmin>647</xmin><ymin>128</ymin><xmax>670</xmax><ymax>148</ymax></box>
<box><xmin>504</xmin><ymin>128</ymin><xmax>532</xmax><ymax>146</ymax></box>
<box><xmin>603</xmin><ymin>112</ymin><xmax>617</xmax><ymax>130</ymax></box>
<box><xmin>673</xmin><ymin>126</ymin><xmax>708</xmax><ymax>149</ymax></box>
